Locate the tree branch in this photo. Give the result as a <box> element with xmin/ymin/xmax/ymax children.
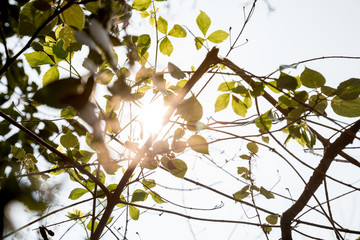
<box><xmin>281</xmin><ymin>119</ymin><xmax>360</xmax><ymax>240</ymax></box>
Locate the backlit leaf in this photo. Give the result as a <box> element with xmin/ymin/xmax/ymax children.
<box><xmin>132</xmin><ymin>0</ymin><xmax>151</xmax><ymax>11</ymax></box>
<box><xmin>11</xmin><ymin>146</ymin><xmax>26</xmax><ymax>159</ymax></box>
<box><xmin>129</xmin><ymin>205</ymin><xmax>140</xmax><ymax>220</ymax></box>
<box><xmin>266</xmin><ymin>214</ymin><xmax>278</xmax><ymax>225</ymax></box>
<box><xmin>260</xmin><ymin>186</ymin><xmax>275</xmax><ymax>199</ymax></box>
<box><xmin>61</xmin><ymin>107</ymin><xmax>76</xmax><ymax>119</ymax></box>
<box><xmin>60</xmin><ymin>131</ymin><xmax>78</xmax><ymax>149</ymax></box>
<box><xmin>232</xmin><ymin>95</ymin><xmax>247</xmax><ymax>117</ymax></box>
<box><xmin>233</xmin><ymin>185</ymin><xmax>250</xmax><ymax>201</ymax></box>
<box><xmin>42</xmin><ymin>66</ymin><xmax>59</xmax><ymax>85</ymax></box>
<box><xmin>69</xmin><ymin>188</ymin><xmax>88</xmax><ymax>200</ymax></box>
<box><xmin>157</xmin><ymin>16</ymin><xmax>168</xmax><ymax>34</ymax></box>
<box><xmin>168</xmin><ymin>24</ymin><xmax>187</xmax><ymax>38</ymax></box>
<box><xmin>96</xmin><ymin>69</ymin><xmax>114</xmax><ymax>85</ymax></box>
<box><xmin>336</xmin><ymin>78</ymin><xmax>360</xmax><ymax>100</ymax></box>
<box><xmin>168</xmin><ymin>62</ymin><xmax>186</xmax><ymax>79</ymax></box>
<box><xmin>142</xmin><ymin>179</ymin><xmax>156</xmax><ymax>189</ymax></box>
<box><xmin>187</xmin><ymin>135</ymin><xmax>209</xmax><ymax>154</ymax></box>
<box><xmin>215</xmin><ymin>93</ymin><xmax>230</xmax><ymax>112</ymax></box>
<box><xmin>218</xmin><ymin>82</ymin><xmax>235</xmax><ymax>91</ymax></box>
<box><xmin>149</xmin><ymin>191</ymin><xmax>165</xmax><ymax>204</ymax></box>
<box><xmin>177</xmin><ymin>95</ymin><xmax>203</xmax><ymax>122</ymax></box>
<box><xmin>167</xmin><ymin>159</ymin><xmax>188</xmax><ymax>178</ymax></box>
<box><xmin>25</xmin><ymin>52</ymin><xmax>54</xmax><ymax>67</ymax></box>
<box><xmin>300</xmin><ymin>67</ymin><xmax>326</xmax><ymax>88</ymax></box>
<box><xmin>277</xmin><ymin>72</ymin><xmax>299</xmax><ymax>91</ymax></box>
<box><xmin>60</xmin><ymin>3</ymin><xmax>84</xmax><ymax>30</ymax></box>
<box><xmin>331</xmin><ymin>96</ymin><xmax>360</xmax><ymax>117</ymax></box>
<box><xmin>131</xmin><ymin>189</ymin><xmax>149</xmax><ymax>202</ymax></box>
<box><xmin>247</xmin><ymin>142</ymin><xmax>258</xmax><ymax>154</ymax></box>
<box><xmin>159</xmin><ymin>37</ymin><xmax>173</xmax><ymax>56</ymax></box>
<box><xmin>196</xmin><ymin>11</ymin><xmax>211</xmax><ymax>36</ymax></box>
<box><xmin>137</xmin><ymin>34</ymin><xmax>151</xmax><ymax>55</ymax></box>
<box><xmin>207</xmin><ymin>30</ymin><xmax>229</xmax><ymax>43</ymax></box>
<box><xmin>59</xmin><ymin>26</ymin><xmax>82</xmax><ymax>52</ymax></box>
<box><xmin>19</xmin><ymin>1</ymin><xmax>57</xmax><ymax>36</ymax></box>
<box><xmin>309</xmin><ymin>94</ymin><xmax>328</xmax><ymax>114</ymax></box>
<box><xmin>194</xmin><ymin>36</ymin><xmax>205</xmax><ymax>50</ymax></box>
<box><xmin>53</xmin><ymin>39</ymin><xmax>68</xmax><ymax>59</ymax></box>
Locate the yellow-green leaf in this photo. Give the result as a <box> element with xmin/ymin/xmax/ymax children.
<box><xmin>24</xmin><ymin>52</ymin><xmax>54</xmax><ymax>67</ymax></box>
<box><xmin>168</xmin><ymin>24</ymin><xmax>187</xmax><ymax>38</ymax></box>
<box><xmin>233</xmin><ymin>185</ymin><xmax>250</xmax><ymax>201</ymax></box>
<box><xmin>194</xmin><ymin>36</ymin><xmax>205</xmax><ymax>50</ymax></box>
<box><xmin>187</xmin><ymin>135</ymin><xmax>209</xmax><ymax>154</ymax></box>
<box><xmin>196</xmin><ymin>10</ymin><xmax>211</xmax><ymax>36</ymax></box>
<box><xmin>247</xmin><ymin>142</ymin><xmax>258</xmax><ymax>154</ymax></box>
<box><xmin>232</xmin><ymin>95</ymin><xmax>247</xmax><ymax>117</ymax></box>
<box><xmin>177</xmin><ymin>95</ymin><xmax>203</xmax><ymax>122</ymax></box>
<box><xmin>129</xmin><ymin>205</ymin><xmax>140</xmax><ymax>220</ymax></box>
<box><xmin>159</xmin><ymin>37</ymin><xmax>173</xmax><ymax>56</ymax></box>
<box><xmin>215</xmin><ymin>93</ymin><xmax>230</xmax><ymax>112</ymax></box>
<box><xmin>60</xmin><ymin>3</ymin><xmax>85</xmax><ymax>30</ymax></box>
<box><xmin>69</xmin><ymin>188</ymin><xmax>88</xmax><ymax>200</ymax></box>
<box><xmin>157</xmin><ymin>16</ymin><xmax>168</xmax><ymax>34</ymax></box>
<box><xmin>42</xmin><ymin>66</ymin><xmax>59</xmax><ymax>86</ymax></box>
<box><xmin>331</xmin><ymin>96</ymin><xmax>360</xmax><ymax>117</ymax></box>
<box><xmin>131</xmin><ymin>189</ymin><xmax>149</xmax><ymax>202</ymax></box>
<box><xmin>207</xmin><ymin>30</ymin><xmax>229</xmax><ymax>43</ymax></box>
<box><xmin>132</xmin><ymin>0</ymin><xmax>151</xmax><ymax>11</ymax></box>
<box><xmin>60</xmin><ymin>131</ymin><xmax>78</xmax><ymax>149</ymax></box>
<box><xmin>260</xmin><ymin>186</ymin><xmax>275</xmax><ymax>199</ymax></box>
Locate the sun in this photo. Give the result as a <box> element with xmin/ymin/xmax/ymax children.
<box><xmin>139</xmin><ymin>100</ymin><xmax>168</xmax><ymax>135</ymax></box>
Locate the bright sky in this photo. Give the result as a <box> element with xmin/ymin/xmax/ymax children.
<box><xmin>6</xmin><ymin>0</ymin><xmax>360</xmax><ymax>239</ymax></box>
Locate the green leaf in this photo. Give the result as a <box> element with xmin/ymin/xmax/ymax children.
<box><xmin>177</xmin><ymin>95</ymin><xmax>203</xmax><ymax>122</ymax></box>
<box><xmin>218</xmin><ymin>82</ymin><xmax>235</xmax><ymax>91</ymax></box>
<box><xmin>207</xmin><ymin>30</ymin><xmax>229</xmax><ymax>43</ymax></box>
<box><xmin>142</xmin><ymin>179</ymin><xmax>156</xmax><ymax>189</ymax></box>
<box><xmin>167</xmin><ymin>159</ymin><xmax>188</xmax><ymax>178</ymax></box>
<box><xmin>300</xmin><ymin>67</ymin><xmax>326</xmax><ymax>88</ymax></box>
<box><xmin>260</xmin><ymin>187</ymin><xmax>275</xmax><ymax>199</ymax></box>
<box><xmin>168</xmin><ymin>62</ymin><xmax>186</xmax><ymax>79</ymax></box>
<box><xmin>19</xmin><ymin>1</ymin><xmax>57</xmax><ymax>36</ymax></box>
<box><xmin>86</xmin><ymin>219</ymin><xmax>98</xmax><ymax>231</ymax></box>
<box><xmin>75</xmin><ymin>150</ymin><xmax>94</xmax><ymax>164</ymax></box>
<box><xmin>265</xmin><ymin>214</ymin><xmax>278</xmax><ymax>224</ymax></box>
<box><xmin>60</xmin><ymin>3</ymin><xmax>84</xmax><ymax>30</ymax></box>
<box><xmin>24</xmin><ymin>52</ymin><xmax>54</xmax><ymax>67</ymax></box>
<box><xmin>262</xmin><ymin>136</ymin><xmax>270</xmax><ymax>143</ymax></box>
<box><xmin>232</xmin><ymin>95</ymin><xmax>247</xmax><ymax>117</ymax></box>
<box><xmin>11</xmin><ymin>146</ymin><xmax>26</xmax><ymax>159</ymax></box>
<box><xmin>247</xmin><ymin>142</ymin><xmax>258</xmax><ymax>154</ymax></box>
<box><xmin>321</xmin><ymin>86</ymin><xmax>337</xmax><ymax>97</ymax></box>
<box><xmin>60</xmin><ymin>131</ymin><xmax>79</xmax><ymax>149</ymax></box>
<box><xmin>42</xmin><ymin>66</ymin><xmax>59</xmax><ymax>86</ymax></box>
<box><xmin>157</xmin><ymin>16</ymin><xmax>168</xmax><ymax>34</ymax></box>
<box><xmin>336</xmin><ymin>78</ymin><xmax>360</xmax><ymax>100</ymax></box>
<box><xmin>53</xmin><ymin>39</ymin><xmax>68</xmax><ymax>59</ymax></box>
<box><xmin>132</xmin><ymin>0</ymin><xmax>151</xmax><ymax>11</ymax></box>
<box><xmin>331</xmin><ymin>96</ymin><xmax>360</xmax><ymax>117</ymax></box>
<box><xmin>194</xmin><ymin>37</ymin><xmax>205</xmax><ymax>50</ymax></box>
<box><xmin>131</xmin><ymin>189</ymin><xmax>149</xmax><ymax>202</ymax></box>
<box><xmin>137</xmin><ymin>34</ymin><xmax>151</xmax><ymax>55</ymax></box>
<box><xmin>187</xmin><ymin>135</ymin><xmax>209</xmax><ymax>154</ymax></box>
<box><xmin>168</xmin><ymin>24</ymin><xmax>187</xmax><ymax>38</ymax></box>
<box><xmin>60</xmin><ymin>107</ymin><xmax>76</xmax><ymax>119</ymax></box>
<box><xmin>68</xmin><ymin>188</ymin><xmax>88</xmax><ymax>200</ymax></box>
<box><xmin>59</xmin><ymin>26</ymin><xmax>82</xmax><ymax>52</ymax></box>
<box><xmin>237</xmin><ymin>167</ymin><xmax>249</xmax><ymax>175</ymax></box>
<box><xmin>196</xmin><ymin>11</ymin><xmax>211</xmax><ymax>36</ymax></box>
<box><xmin>233</xmin><ymin>185</ymin><xmax>250</xmax><ymax>201</ymax></box>
<box><xmin>309</xmin><ymin>94</ymin><xmax>328</xmax><ymax>114</ymax></box>
<box><xmin>159</xmin><ymin>37</ymin><xmax>173</xmax><ymax>56</ymax></box>
<box><xmin>129</xmin><ymin>205</ymin><xmax>140</xmax><ymax>220</ymax></box>
<box><xmin>149</xmin><ymin>191</ymin><xmax>165</xmax><ymax>204</ymax></box>
<box><xmin>277</xmin><ymin>72</ymin><xmax>299</xmax><ymax>91</ymax></box>
<box><xmin>262</xmin><ymin>225</ymin><xmax>272</xmax><ymax>234</ymax></box>
<box><xmin>215</xmin><ymin>93</ymin><xmax>230</xmax><ymax>112</ymax></box>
